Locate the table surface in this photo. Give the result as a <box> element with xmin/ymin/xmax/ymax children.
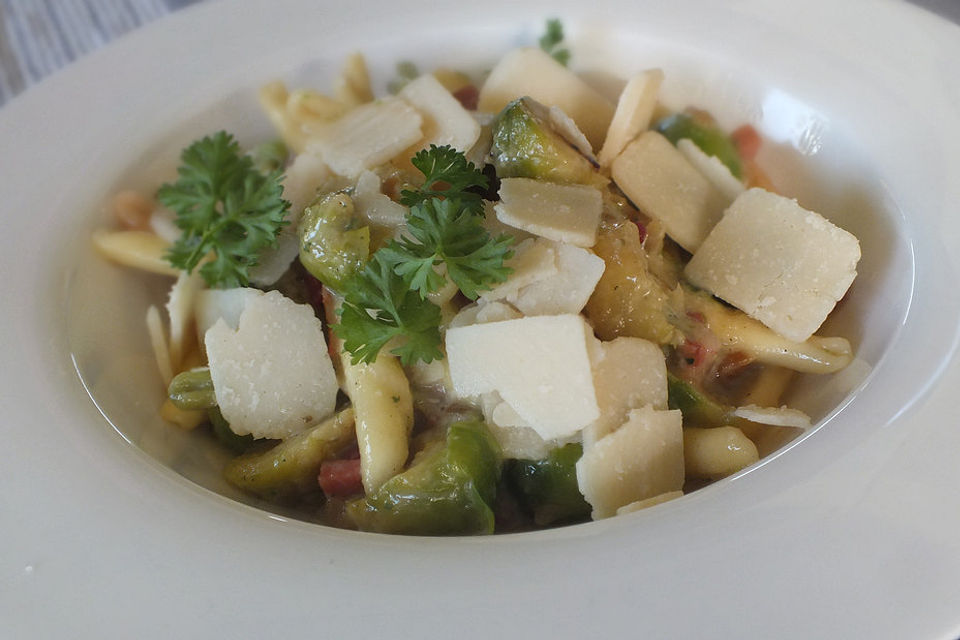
<box><xmin>0</xmin><ymin>0</ymin><xmax>958</xmax><ymax>108</ymax></box>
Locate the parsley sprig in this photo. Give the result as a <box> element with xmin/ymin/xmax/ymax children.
<box><xmin>380</xmin><ymin>197</ymin><xmax>514</xmax><ymax>300</ymax></box>
<box><xmin>399</xmin><ymin>145</ymin><xmax>488</xmax><ymax>213</ymax></box>
<box><xmin>159</xmin><ymin>131</ymin><xmax>289</xmax><ymax>288</ymax></box>
<box><xmin>332</xmin><ymin>145</ymin><xmax>514</xmax><ymax>365</ymax></box>
<box><xmin>539</xmin><ymin>19</ymin><xmax>570</xmax><ymax>67</ymax></box>
<box><xmin>336</xmin><ymin>252</ymin><xmax>444</xmax><ymax>366</ymax></box>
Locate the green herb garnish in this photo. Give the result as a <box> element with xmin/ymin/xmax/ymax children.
<box><xmin>332</xmin><ymin>145</ymin><xmax>514</xmax><ymax>365</ymax></box>
<box><xmin>335</xmin><ymin>251</ymin><xmax>444</xmax><ymax>366</ymax></box>
<box><xmin>539</xmin><ymin>19</ymin><xmax>570</xmax><ymax>67</ymax></box>
<box><xmin>158</xmin><ymin>131</ymin><xmax>289</xmax><ymax>288</ymax></box>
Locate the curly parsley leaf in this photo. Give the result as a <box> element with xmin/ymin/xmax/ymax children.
<box><xmin>380</xmin><ymin>197</ymin><xmax>514</xmax><ymax>300</ymax></box>
<box><xmin>539</xmin><ymin>19</ymin><xmax>570</xmax><ymax>67</ymax></box>
<box><xmin>399</xmin><ymin>145</ymin><xmax>488</xmax><ymax>214</ymax></box>
<box><xmin>158</xmin><ymin>131</ymin><xmax>289</xmax><ymax>288</ymax></box>
<box><xmin>332</xmin><ymin>251</ymin><xmax>444</xmax><ymax>366</ymax></box>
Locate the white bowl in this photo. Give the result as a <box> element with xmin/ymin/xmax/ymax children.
<box><xmin>3</xmin><ymin>1</ymin><xmax>960</xmax><ymax>637</ymax></box>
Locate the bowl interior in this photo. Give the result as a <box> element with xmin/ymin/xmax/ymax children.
<box><xmin>66</xmin><ymin>26</ymin><xmax>916</xmax><ymax>525</ymax></box>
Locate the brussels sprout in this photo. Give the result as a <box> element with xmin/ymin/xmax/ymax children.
<box><xmin>666</xmin><ymin>373</ymin><xmax>734</xmax><ymax>427</ymax></box>
<box><xmin>490</xmin><ymin>97</ymin><xmax>601</xmax><ymax>186</ymax></box>
<box><xmin>653</xmin><ymin>112</ymin><xmax>743</xmax><ymax>179</ymax></box>
<box><xmin>505</xmin><ymin>443</ymin><xmax>590</xmax><ymax>526</ymax></box>
<box><xmin>347</xmin><ymin>420</ymin><xmax>502</xmax><ymax>535</ymax></box>
<box><xmin>208</xmin><ymin>407</ymin><xmax>254</xmax><ymax>454</ymax></box>
<box><xmin>168</xmin><ymin>367</ymin><xmax>217</xmax><ymax>411</ymax></box>
<box><xmin>223</xmin><ymin>408</ymin><xmax>356</xmax><ymax>501</ymax></box>
<box><xmin>298</xmin><ymin>191</ymin><xmax>369</xmax><ymax>291</ymax></box>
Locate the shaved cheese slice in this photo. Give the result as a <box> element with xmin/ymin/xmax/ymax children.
<box><xmin>548</xmin><ymin>105</ymin><xmax>595</xmax><ymax>160</ymax></box>
<box><xmin>611</xmin><ymin>131</ymin><xmax>731</xmax><ymax>253</ymax></box>
<box><xmin>598</xmin><ymin>68</ymin><xmax>664</xmax><ymax>167</ymax></box>
<box><xmin>576</xmin><ymin>406</ymin><xmax>684</xmax><ymax>519</ymax></box>
<box><xmin>677</xmin><ymin>138</ymin><xmax>745</xmax><ymax>201</ymax></box>
<box><xmin>684</xmin><ymin>188</ymin><xmax>861</xmax><ymax>342</ymax></box>
<box><xmin>400</xmin><ymin>74</ymin><xmax>481</xmax><ymax>153</ymax></box>
<box><xmin>195</xmin><ymin>287</ymin><xmax>263</xmax><ymax>341</ymax></box>
<box><xmin>205</xmin><ymin>290</ymin><xmax>338</xmax><ymax>440</ymax></box>
<box><xmin>445</xmin><ymin>314</ymin><xmax>600</xmax><ymax>440</ymax></box>
<box><xmin>311</xmin><ymin>98</ymin><xmax>423</xmax><ymax>178</ymax></box>
<box><xmin>479</xmin><ymin>238</ymin><xmax>558</xmax><ymax>303</ymax></box>
<box><xmin>616</xmin><ymin>491</ymin><xmax>683</xmax><ymax>515</ymax></box>
<box><xmin>495</xmin><ymin>178</ymin><xmax>602</xmax><ymax>247</ymax></box>
<box><xmin>509</xmin><ymin>241</ymin><xmax>605</xmax><ymax>316</ymax></box>
<box><xmin>583</xmin><ymin>336</ymin><xmax>668</xmax><ymax>447</ymax></box>
<box><xmin>731</xmin><ymin>404</ymin><xmax>812</xmax><ymax>429</ymax></box>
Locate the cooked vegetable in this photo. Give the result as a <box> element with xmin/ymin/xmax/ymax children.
<box><xmin>506</xmin><ymin>443</ymin><xmax>590</xmax><ymax>525</ymax></box>
<box><xmin>653</xmin><ymin>111</ymin><xmax>743</xmax><ymax>179</ymax></box>
<box><xmin>584</xmin><ymin>218</ymin><xmax>680</xmax><ymax>344</ymax></box>
<box><xmin>489</xmin><ymin>97</ymin><xmax>601</xmax><ymax>185</ymax></box>
<box><xmin>168</xmin><ymin>367</ymin><xmax>217</xmax><ymax>411</ymax></box>
<box><xmin>159</xmin><ymin>131</ymin><xmax>291</xmax><ymax>288</ymax></box>
<box><xmin>347</xmin><ymin>420</ymin><xmax>502</xmax><ymax>535</ymax></box>
<box><xmin>298</xmin><ymin>191</ymin><xmax>370</xmax><ymax>290</ymax></box>
<box><xmin>223</xmin><ymin>408</ymin><xmax>356</xmax><ymax>501</ymax></box>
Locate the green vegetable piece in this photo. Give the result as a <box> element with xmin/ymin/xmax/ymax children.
<box><xmin>159</xmin><ymin>130</ymin><xmax>290</xmax><ymax>289</ymax></box>
<box><xmin>298</xmin><ymin>191</ymin><xmax>370</xmax><ymax>291</ymax></box>
<box><xmin>208</xmin><ymin>406</ymin><xmax>254</xmax><ymax>454</ymax></box>
<box><xmin>249</xmin><ymin>139</ymin><xmax>289</xmax><ymax>173</ymax></box>
<box><xmin>347</xmin><ymin>420</ymin><xmax>502</xmax><ymax>535</ymax></box>
<box><xmin>653</xmin><ymin>112</ymin><xmax>743</xmax><ymax>179</ymax></box>
<box><xmin>539</xmin><ymin>18</ymin><xmax>570</xmax><ymax>66</ymax></box>
<box><xmin>490</xmin><ymin>97</ymin><xmax>602</xmax><ymax>186</ymax></box>
<box><xmin>667</xmin><ymin>372</ymin><xmax>735</xmax><ymax>427</ymax></box>
<box><xmin>168</xmin><ymin>367</ymin><xmax>217</xmax><ymax>411</ymax></box>
<box><xmin>506</xmin><ymin>443</ymin><xmax>590</xmax><ymax>526</ymax></box>
<box><xmin>223</xmin><ymin>408</ymin><xmax>356</xmax><ymax>501</ymax></box>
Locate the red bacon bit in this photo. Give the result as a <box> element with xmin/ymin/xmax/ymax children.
<box><xmin>633</xmin><ymin>220</ymin><xmax>647</xmax><ymax>244</ymax></box>
<box><xmin>319</xmin><ymin>458</ymin><xmax>364</xmax><ymax>497</ymax></box>
<box><xmin>678</xmin><ymin>339</ymin><xmax>710</xmax><ymax>368</ymax></box>
<box><xmin>686</xmin><ymin>311</ymin><xmax>706</xmax><ymax>324</ymax></box>
<box><xmin>731</xmin><ymin>125</ymin><xmax>762</xmax><ymax>161</ymax></box>
<box><xmin>452</xmin><ymin>85</ymin><xmax>479</xmax><ymax>111</ymax></box>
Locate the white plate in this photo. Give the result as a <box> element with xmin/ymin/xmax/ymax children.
<box><xmin>3</xmin><ymin>0</ymin><xmax>960</xmax><ymax>637</ymax></box>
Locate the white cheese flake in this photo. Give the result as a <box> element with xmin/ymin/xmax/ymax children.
<box><xmin>205</xmin><ymin>290</ymin><xmax>338</xmax><ymax>440</ymax></box>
